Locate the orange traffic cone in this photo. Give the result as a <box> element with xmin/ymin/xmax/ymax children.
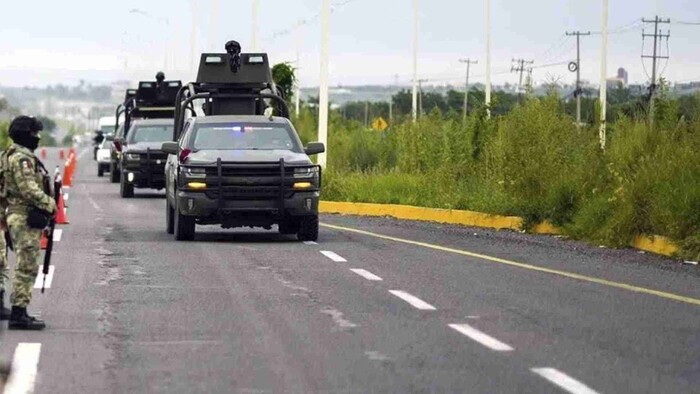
<box><xmin>69</xmin><ymin>147</ymin><xmax>76</xmax><ymax>156</ymax></box>
<box><xmin>56</xmin><ymin>190</ymin><xmax>69</xmax><ymax>225</ymax></box>
<box><xmin>40</xmin><ymin>148</ymin><xmax>47</xmax><ymax>159</ymax></box>
<box><xmin>59</xmin><ymin>149</ymin><xmax>65</xmax><ymax>160</ymax></box>
<box><xmin>63</xmin><ymin>158</ymin><xmax>74</xmax><ymax>187</ymax></box>
<box><xmin>40</xmin><ymin>231</ymin><xmax>48</xmax><ymax>249</ymax></box>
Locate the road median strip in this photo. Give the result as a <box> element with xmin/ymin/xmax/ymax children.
<box><xmin>320</xmin><ymin>201</ymin><xmax>680</xmax><ymax>257</ymax></box>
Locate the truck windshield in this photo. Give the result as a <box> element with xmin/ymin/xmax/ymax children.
<box><xmin>129</xmin><ymin>125</ymin><xmax>174</xmax><ymax>143</ymax></box>
<box><xmin>192</xmin><ymin>124</ymin><xmax>300</xmax><ymax>151</ymax></box>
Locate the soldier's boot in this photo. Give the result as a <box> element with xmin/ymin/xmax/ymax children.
<box><xmin>0</xmin><ymin>291</ymin><xmax>10</xmax><ymax>321</ymax></box>
<box><xmin>8</xmin><ymin>306</ymin><xmax>45</xmax><ymax>330</ymax></box>
<box><xmin>0</xmin><ymin>359</ymin><xmax>11</xmax><ymax>385</ymax></box>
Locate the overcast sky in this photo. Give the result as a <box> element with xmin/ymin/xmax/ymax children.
<box><xmin>0</xmin><ymin>0</ymin><xmax>699</xmax><ymax>88</ymax></box>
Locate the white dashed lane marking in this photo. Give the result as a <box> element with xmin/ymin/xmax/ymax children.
<box><xmin>63</xmin><ymin>193</ymin><xmax>69</xmax><ymax>202</ymax></box>
<box><xmin>33</xmin><ymin>265</ymin><xmax>55</xmax><ymax>289</ymax></box>
<box><xmin>388</xmin><ymin>290</ymin><xmax>437</xmax><ymax>310</ymax></box>
<box><xmin>3</xmin><ymin>343</ymin><xmax>41</xmax><ymax>394</ymax></box>
<box><xmin>531</xmin><ymin>368</ymin><xmax>599</xmax><ymax>394</ymax></box>
<box><xmin>320</xmin><ymin>251</ymin><xmax>347</xmax><ymax>263</ymax></box>
<box><xmin>53</xmin><ymin>229</ymin><xmax>63</xmax><ymax>242</ymax></box>
<box><xmin>303</xmin><ymin>241</ymin><xmax>318</xmax><ymax>245</ymax></box>
<box><xmin>448</xmin><ymin>323</ymin><xmax>514</xmax><ymax>352</ymax></box>
<box><xmin>350</xmin><ymin>269</ymin><xmax>383</xmax><ymax>281</ymax></box>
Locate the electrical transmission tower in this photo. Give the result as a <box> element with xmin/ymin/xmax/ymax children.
<box><xmin>566</xmin><ymin>31</ymin><xmax>591</xmax><ymax>125</ymax></box>
<box><xmin>459</xmin><ymin>58</ymin><xmax>478</xmax><ymax>120</ymax></box>
<box><xmin>511</xmin><ymin>58</ymin><xmax>534</xmax><ymax>98</ymax></box>
<box><xmin>642</xmin><ymin>16</ymin><xmax>670</xmax><ymax>123</ymax></box>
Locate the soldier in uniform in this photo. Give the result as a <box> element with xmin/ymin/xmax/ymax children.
<box><xmin>0</xmin><ymin>228</ymin><xmax>9</xmax><ymax>320</ymax></box>
<box><xmin>0</xmin><ymin>116</ymin><xmax>56</xmax><ymax>330</ymax></box>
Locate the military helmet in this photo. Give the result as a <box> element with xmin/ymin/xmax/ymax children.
<box><xmin>9</xmin><ymin>116</ymin><xmax>43</xmax><ymax>141</ymax></box>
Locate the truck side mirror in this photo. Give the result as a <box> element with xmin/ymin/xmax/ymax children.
<box><xmin>304</xmin><ymin>142</ymin><xmax>325</xmax><ymax>156</ymax></box>
<box><xmin>161</xmin><ymin>142</ymin><xmax>179</xmax><ymax>155</ymax></box>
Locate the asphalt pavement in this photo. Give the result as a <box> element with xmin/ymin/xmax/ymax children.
<box><xmin>1</xmin><ymin>146</ymin><xmax>699</xmax><ymax>393</ymax></box>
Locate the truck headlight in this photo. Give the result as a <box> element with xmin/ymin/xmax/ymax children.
<box><xmin>184</xmin><ymin>167</ymin><xmax>206</xmax><ymax>178</ymax></box>
<box><xmin>293</xmin><ymin>167</ymin><xmax>318</xmax><ymax>179</ymax></box>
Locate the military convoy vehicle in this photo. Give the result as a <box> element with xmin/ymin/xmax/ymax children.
<box><xmin>112</xmin><ymin>78</ymin><xmax>181</xmax><ymax>197</ymax></box>
<box><xmin>161</xmin><ymin>41</ymin><xmax>324</xmax><ymax>241</ymax></box>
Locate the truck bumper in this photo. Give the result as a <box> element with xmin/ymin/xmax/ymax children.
<box><xmin>122</xmin><ymin>168</ymin><xmax>166</xmax><ymax>189</ymax></box>
<box><xmin>175</xmin><ymin>190</ymin><xmax>320</xmax><ymax>221</ymax></box>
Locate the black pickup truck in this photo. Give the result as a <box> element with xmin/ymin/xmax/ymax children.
<box><xmin>162</xmin><ymin>115</ymin><xmax>324</xmax><ymax>241</ymax></box>
<box><xmin>117</xmin><ymin>118</ymin><xmax>174</xmax><ymax>197</ymax></box>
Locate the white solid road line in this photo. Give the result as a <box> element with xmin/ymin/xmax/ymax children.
<box><xmin>531</xmin><ymin>368</ymin><xmax>599</xmax><ymax>394</ymax></box>
<box><xmin>389</xmin><ymin>290</ymin><xmax>437</xmax><ymax>310</ymax></box>
<box><xmin>63</xmin><ymin>193</ymin><xmax>69</xmax><ymax>202</ymax></box>
<box><xmin>448</xmin><ymin>323</ymin><xmax>514</xmax><ymax>352</ymax></box>
<box><xmin>350</xmin><ymin>268</ymin><xmax>383</xmax><ymax>281</ymax></box>
<box><xmin>320</xmin><ymin>251</ymin><xmax>347</xmax><ymax>262</ymax></box>
<box><xmin>33</xmin><ymin>265</ymin><xmax>55</xmax><ymax>289</ymax></box>
<box><xmin>303</xmin><ymin>241</ymin><xmax>318</xmax><ymax>245</ymax></box>
<box><xmin>3</xmin><ymin>343</ymin><xmax>42</xmax><ymax>394</ymax></box>
<box><xmin>53</xmin><ymin>229</ymin><xmax>63</xmax><ymax>242</ymax></box>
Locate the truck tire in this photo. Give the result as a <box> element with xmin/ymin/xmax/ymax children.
<box><xmin>297</xmin><ymin>215</ymin><xmax>319</xmax><ymax>242</ymax></box>
<box><xmin>97</xmin><ymin>165</ymin><xmax>104</xmax><ymax>177</ymax></box>
<box><xmin>120</xmin><ymin>176</ymin><xmax>134</xmax><ymax>198</ymax></box>
<box><xmin>166</xmin><ymin>199</ymin><xmax>175</xmax><ymax>234</ymax></box>
<box><xmin>278</xmin><ymin>218</ymin><xmax>301</xmax><ymax>235</ymax></box>
<box><xmin>109</xmin><ymin>161</ymin><xmax>120</xmax><ymax>183</ymax></box>
<box><xmin>174</xmin><ymin>199</ymin><xmax>195</xmax><ymax>241</ymax></box>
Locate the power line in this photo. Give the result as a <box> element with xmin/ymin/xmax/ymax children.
<box><xmin>267</xmin><ymin>0</ymin><xmax>360</xmax><ymax>40</ymax></box>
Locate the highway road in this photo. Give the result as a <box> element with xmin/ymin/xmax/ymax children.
<box><xmin>1</xmin><ymin>147</ymin><xmax>699</xmax><ymax>393</ymax></box>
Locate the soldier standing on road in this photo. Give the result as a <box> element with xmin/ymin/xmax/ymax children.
<box><xmin>0</xmin><ymin>116</ymin><xmax>56</xmax><ymax>330</ymax></box>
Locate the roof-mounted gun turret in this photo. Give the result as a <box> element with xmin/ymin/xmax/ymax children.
<box><xmin>172</xmin><ymin>40</ymin><xmax>289</xmax><ymax>140</ymax></box>
<box><xmin>115</xmin><ymin>73</ymin><xmax>182</xmax><ymax>138</ymax></box>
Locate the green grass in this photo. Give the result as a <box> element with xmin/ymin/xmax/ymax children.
<box><xmin>295</xmin><ymin>94</ymin><xmax>700</xmax><ymax>260</ymax></box>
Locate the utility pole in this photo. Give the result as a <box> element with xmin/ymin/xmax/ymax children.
<box><xmin>417</xmin><ymin>79</ymin><xmax>428</xmax><ymax>117</ymax></box>
<box><xmin>294</xmin><ymin>22</ymin><xmax>302</xmax><ymax>118</ymax></box>
<box><xmin>389</xmin><ymin>99</ymin><xmax>393</xmax><ymax>122</ymax></box>
<box><xmin>485</xmin><ymin>0</ymin><xmax>492</xmax><ymax>117</ymax></box>
<box><xmin>412</xmin><ymin>0</ymin><xmax>419</xmax><ymax>122</ymax></box>
<box><xmin>317</xmin><ymin>0</ymin><xmax>330</xmax><ymax>167</ymax></box>
<box><xmin>599</xmin><ymin>0</ymin><xmax>608</xmax><ymax>149</ymax></box>
<box><xmin>364</xmin><ymin>102</ymin><xmax>370</xmax><ymax>127</ymax></box>
<box><xmin>459</xmin><ymin>58</ymin><xmax>478</xmax><ymax>120</ymax></box>
<box><xmin>511</xmin><ymin>58</ymin><xmax>534</xmax><ymax>99</ymax></box>
<box><xmin>210</xmin><ymin>0</ymin><xmax>219</xmax><ymax>51</ymax></box>
<box><xmin>252</xmin><ymin>0</ymin><xmax>260</xmax><ymax>51</ymax></box>
<box><xmin>642</xmin><ymin>15</ymin><xmax>671</xmax><ymax>124</ymax></box>
<box><xmin>566</xmin><ymin>31</ymin><xmax>591</xmax><ymax>125</ymax></box>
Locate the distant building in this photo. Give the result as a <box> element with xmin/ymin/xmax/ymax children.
<box><xmin>617</xmin><ymin>67</ymin><xmax>629</xmax><ymax>85</ymax></box>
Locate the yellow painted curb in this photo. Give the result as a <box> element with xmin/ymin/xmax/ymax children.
<box><xmin>320</xmin><ymin>201</ymin><xmax>522</xmax><ymax>231</ymax></box>
<box><xmin>632</xmin><ymin>235</ymin><xmax>679</xmax><ymax>257</ymax></box>
<box><xmin>320</xmin><ymin>201</ymin><xmax>681</xmax><ymax>258</ymax></box>
<box><xmin>531</xmin><ymin>221</ymin><xmax>563</xmax><ymax>235</ymax></box>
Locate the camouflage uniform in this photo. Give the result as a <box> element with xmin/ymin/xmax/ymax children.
<box><xmin>0</xmin><ymin>232</ymin><xmax>6</xmax><ymax>294</ymax></box>
<box><xmin>0</xmin><ymin>143</ymin><xmax>55</xmax><ymax>308</ymax></box>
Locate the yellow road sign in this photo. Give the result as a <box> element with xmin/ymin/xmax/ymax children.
<box><xmin>371</xmin><ymin>117</ymin><xmax>389</xmax><ymax>131</ymax></box>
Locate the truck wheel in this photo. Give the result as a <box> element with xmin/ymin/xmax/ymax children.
<box><xmin>278</xmin><ymin>219</ymin><xmax>300</xmax><ymax>235</ymax></box>
<box><xmin>166</xmin><ymin>199</ymin><xmax>175</xmax><ymax>234</ymax></box>
<box><xmin>297</xmin><ymin>215</ymin><xmax>319</xmax><ymax>242</ymax></box>
<box><xmin>174</xmin><ymin>199</ymin><xmax>195</xmax><ymax>241</ymax></box>
<box><xmin>97</xmin><ymin>165</ymin><xmax>104</xmax><ymax>177</ymax></box>
<box><xmin>120</xmin><ymin>176</ymin><xmax>134</xmax><ymax>198</ymax></box>
<box><xmin>109</xmin><ymin>162</ymin><xmax>120</xmax><ymax>183</ymax></box>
